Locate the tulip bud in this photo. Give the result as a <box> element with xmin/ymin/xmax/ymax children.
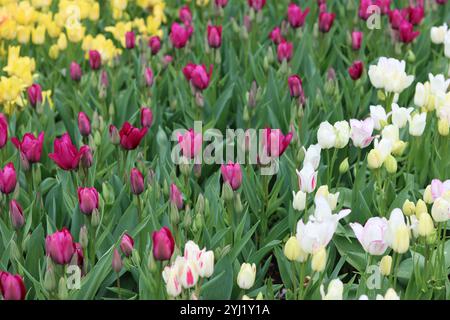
<box><xmin>438</xmin><ymin>118</ymin><xmax>449</xmax><ymax>136</ymax></box>
<box><xmin>234</xmin><ymin>193</ymin><xmax>243</xmax><ymax>214</ymax></box>
<box><xmin>415</xmin><ymin>199</ymin><xmax>428</xmax><ymax>218</ymax></box>
<box><xmin>130</xmin><ymin>168</ymin><xmax>145</xmax><ymax>195</ymax></box>
<box><xmin>78</xmin><ymin>112</ymin><xmax>91</xmax><ymax>137</ymax></box>
<box><xmin>392</xmin><ymin>225</ymin><xmax>410</xmax><ymax>254</ymax></box>
<box><xmin>152</xmin><ymin>227</ymin><xmax>175</xmax><ymax>261</ymax></box>
<box><xmin>78</xmin><ymin>187</ymin><xmax>99</xmax><ymax>215</ymax></box>
<box><xmin>109</xmin><ymin>125</ymin><xmax>120</xmax><ymax>145</ymax></box>
<box><xmin>79</xmin><ymin>225</ymin><xmax>88</xmax><ymax>249</ymax></box>
<box><xmin>418</xmin><ymin>213</ymin><xmax>434</xmax><ymax>237</ymax></box>
<box><xmin>44</xmin><ymin>265</ymin><xmax>56</xmax><ymax>291</ymax></box>
<box><xmin>102</xmin><ymin>182</ymin><xmax>114</xmax><ymax>205</ymax></box>
<box><xmin>148</xmin><ymin>36</ymin><xmax>161</xmax><ymax>55</ymax></box>
<box><xmin>222</xmin><ymin>182</ymin><xmax>234</xmax><ymax>202</ymax></box>
<box><xmin>384</xmin><ymin>155</ymin><xmax>397</xmax><ymax>174</ymax></box>
<box><xmin>79</xmin><ymin>145</ymin><xmax>93</xmax><ymax>169</ymax></box>
<box><xmin>392</xmin><ymin>140</ymin><xmax>407</xmax><ymax>156</ymax></box>
<box><xmin>131</xmin><ymin>249</ymin><xmax>141</xmax><ymax>266</ymax></box>
<box><xmin>9</xmin><ymin>200</ymin><xmax>25</xmax><ymax>229</ymax></box>
<box><xmin>379</xmin><ymin>255</ymin><xmax>392</xmax><ymax>276</ymax></box>
<box><xmin>120</xmin><ymin>233</ymin><xmax>134</xmax><ymax>257</ymax></box>
<box><xmin>27</xmin><ymin>84</ymin><xmax>43</xmax><ymax>107</ymax></box>
<box><xmin>284</xmin><ymin>236</ymin><xmax>301</xmax><ymax>261</ymax></box>
<box><xmin>292</xmin><ymin>190</ymin><xmax>306</xmax><ymax>211</ymax></box>
<box><xmin>91</xmin><ymin>208</ymin><xmax>101</xmax><ymax>227</ymax></box>
<box><xmin>426</xmin><ymin>230</ymin><xmax>437</xmax><ymax>245</ymax></box>
<box><xmin>70</xmin><ymin>62</ymin><xmax>82</xmax><ymax>81</ymax></box>
<box><xmin>431</xmin><ymin>197</ymin><xmax>450</xmax><ymax>222</ymax></box>
<box><xmin>195</xmin><ymin>194</ymin><xmax>205</xmax><ymax>215</ymax></box>
<box><xmin>58</xmin><ymin>277</ymin><xmax>68</xmax><ymax>299</ymax></box>
<box><xmin>423</xmin><ymin>185</ymin><xmax>433</xmax><ymax>204</ymax></box>
<box><xmin>112</xmin><ymin>248</ymin><xmax>123</xmax><ymax>273</ymax></box>
<box><xmin>311</xmin><ymin>247</ymin><xmax>327</xmax><ymax>272</ymax></box>
<box><xmin>339</xmin><ymin>157</ymin><xmax>349</xmax><ymax>174</ymax></box>
<box><xmin>89</xmin><ymin>50</ymin><xmax>101</xmax><ymax>70</ymax></box>
<box><xmin>140</xmin><ymin>107</ymin><xmax>153</xmax><ymax>128</ymax></box>
<box><xmin>170</xmin><ymin>202</ymin><xmax>180</xmax><ymax>225</ymax></box>
<box><xmin>125</xmin><ymin>31</ymin><xmax>135</xmax><ymax>49</ymax></box>
<box><xmin>237</xmin><ymin>263</ymin><xmax>256</xmax><ymax>290</ymax></box>
<box><xmin>402</xmin><ymin>200</ymin><xmax>415</xmax><ymax>216</ymax></box>
<box><xmin>367</xmin><ymin>149</ymin><xmax>383</xmax><ymax>169</ymax></box>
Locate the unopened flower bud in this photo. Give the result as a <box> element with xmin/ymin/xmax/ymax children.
<box><xmin>438</xmin><ymin>118</ymin><xmax>449</xmax><ymax>136</ymax></box>
<box><xmin>58</xmin><ymin>277</ymin><xmax>68</xmax><ymax>300</ymax></box>
<box><xmin>44</xmin><ymin>265</ymin><xmax>56</xmax><ymax>291</ymax></box>
<box><xmin>423</xmin><ymin>185</ymin><xmax>433</xmax><ymax>204</ymax></box>
<box><xmin>284</xmin><ymin>236</ymin><xmax>301</xmax><ymax>261</ymax></box>
<box><xmin>384</xmin><ymin>155</ymin><xmax>397</xmax><ymax>174</ymax></box>
<box><xmin>311</xmin><ymin>247</ymin><xmax>327</xmax><ymax>272</ymax></box>
<box><xmin>379</xmin><ymin>255</ymin><xmax>392</xmax><ymax>276</ymax></box>
<box><xmin>339</xmin><ymin>158</ymin><xmax>349</xmax><ymax>174</ymax></box>
<box><xmin>222</xmin><ymin>182</ymin><xmax>234</xmax><ymax>202</ymax></box>
<box><xmin>415</xmin><ymin>199</ymin><xmax>428</xmax><ymax>218</ymax></box>
<box><xmin>418</xmin><ymin>213</ymin><xmax>434</xmax><ymax>237</ymax></box>
<box><xmin>102</xmin><ymin>182</ymin><xmax>114</xmax><ymax>205</ymax></box>
<box><xmin>402</xmin><ymin>199</ymin><xmax>415</xmax><ymax>216</ymax></box>
<box><xmin>112</xmin><ymin>248</ymin><xmax>123</xmax><ymax>273</ymax></box>
<box><xmin>234</xmin><ymin>193</ymin><xmax>243</xmax><ymax>214</ymax></box>
<box><xmin>392</xmin><ymin>141</ymin><xmax>407</xmax><ymax>156</ymax></box>
<box><xmin>195</xmin><ymin>194</ymin><xmax>205</xmax><ymax>215</ymax></box>
<box><xmin>79</xmin><ymin>225</ymin><xmax>88</xmax><ymax>249</ymax></box>
<box><xmin>367</xmin><ymin>149</ymin><xmax>383</xmax><ymax>169</ymax></box>
<box><xmin>392</xmin><ymin>225</ymin><xmax>409</xmax><ymax>254</ymax></box>
<box><xmin>91</xmin><ymin>209</ymin><xmax>101</xmax><ymax>227</ymax></box>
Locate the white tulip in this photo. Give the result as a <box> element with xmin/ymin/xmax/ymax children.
<box><xmin>296</xmin><ymin>162</ymin><xmax>318</xmax><ymax>194</ymax></box>
<box><xmin>198</xmin><ymin>250</ymin><xmax>215</xmax><ymax>278</ymax></box>
<box><xmin>430</xmin><ymin>24</ymin><xmax>447</xmax><ymax>44</ymax></box>
<box><xmin>408</xmin><ymin>112</ymin><xmax>427</xmax><ymax>136</ymax></box>
<box><xmin>368</xmin><ymin>57</ymin><xmax>414</xmax><ymax>94</ymax></box>
<box><xmin>374</xmin><ymin>138</ymin><xmax>393</xmax><ymax>162</ymax></box>
<box><xmin>381</xmin><ymin>124</ymin><xmax>400</xmax><ymax>144</ymax></box>
<box><xmin>292</xmin><ymin>190</ymin><xmax>307</xmax><ymax>211</ymax></box>
<box><xmin>237</xmin><ymin>263</ymin><xmax>256</xmax><ymax>290</ymax></box>
<box><xmin>303</xmin><ymin>144</ymin><xmax>321</xmax><ymax>170</ymax></box>
<box><xmin>320</xmin><ymin>279</ymin><xmax>344</xmax><ymax>300</ymax></box>
<box><xmin>370</xmin><ymin>105</ymin><xmax>388</xmax><ymax>130</ymax></box>
<box><xmin>391</xmin><ymin>103</ymin><xmax>413</xmax><ymax>128</ymax></box>
<box><xmin>315</xmin><ymin>185</ymin><xmax>339</xmax><ymax>210</ymax></box>
<box><xmin>317</xmin><ymin>121</ymin><xmax>336</xmax><ymax>149</ymax></box>
<box><xmin>431</xmin><ymin>197</ymin><xmax>450</xmax><ymax>222</ymax></box>
<box><xmin>334</xmin><ymin>121</ymin><xmax>350</xmax><ymax>148</ymax></box>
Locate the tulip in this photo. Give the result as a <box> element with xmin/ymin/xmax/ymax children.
<box><xmin>388</xmin><ymin>9</ymin><xmax>405</xmax><ymax>30</ymax></box>
<box><xmin>318</xmin><ymin>11</ymin><xmax>335</xmax><ymax>33</ymax></box>
<box><xmin>268</xmin><ymin>27</ymin><xmax>284</xmax><ymax>45</ymax></box>
<box><xmin>179</xmin><ymin>258</ymin><xmax>199</xmax><ymax>288</ymax></box>
<box><xmin>112</xmin><ymin>249</ymin><xmax>123</xmax><ymax>273</ymax></box>
<box><xmin>348</xmin><ymin>60</ymin><xmax>364</xmax><ymax>80</ymax></box>
<box><xmin>430</xmin><ymin>179</ymin><xmax>450</xmax><ymax>200</ymax></box>
<box><xmin>431</xmin><ymin>197</ymin><xmax>450</xmax><ymax>222</ymax></box>
<box><xmin>320</xmin><ymin>279</ymin><xmax>343</xmax><ymax>300</ymax></box>
<box><xmin>120</xmin><ymin>233</ymin><xmax>134</xmax><ymax>257</ymax></box>
<box><xmin>370</xmin><ymin>105</ymin><xmax>388</xmax><ymax>130</ymax></box>
<box><xmin>0</xmin><ymin>113</ymin><xmax>7</xmax><ymax>149</ymax></box>
<box><xmin>351</xmin><ymin>31</ymin><xmax>363</xmax><ymax>50</ymax></box>
<box><xmin>109</xmin><ymin>125</ymin><xmax>120</xmax><ymax>145</ymax></box>
<box><xmin>183</xmin><ymin>63</ymin><xmax>213</xmax><ymax>91</ymax></box>
<box><xmin>27</xmin><ymin>83</ymin><xmax>42</xmax><ymax>107</ymax></box>
<box><xmin>262</xmin><ymin>128</ymin><xmax>293</xmax><ymax>157</ymax></box>
<box><xmin>198</xmin><ymin>250</ymin><xmax>215</xmax><ymax>278</ymax></box>
<box><xmin>118</xmin><ymin>122</ymin><xmax>148</xmax><ymax>150</ymax></box>
<box><xmin>45</xmin><ymin>228</ymin><xmax>75</xmax><ymax>265</ymax></box>
<box><xmin>237</xmin><ymin>263</ymin><xmax>256</xmax><ymax>289</ymax></box>
<box><xmin>398</xmin><ymin>21</ymin><xmax>420</xmax><ymax>44</ymax></box>
<box><xmin>170</xmin><ymin>183</ymin><xmax>184</xmax><ymax>210</ymax></box>
<box><xmin>349</xmin><ymin>118</ymin><xmax>374</xmax><ymax>148</ymax></box>
<box><xmin>358</xmin><ymin>0</ymin><xmax>373</xmax><ymax>20</ymax></box>
<box><xmin>9</xmin><ymin>200</ymin><xmax>24</xmax><ymax>230</ymax></box>
<box><xmin>89</xmin><ymin>50</ymin><xmax>101</xmax><ymax>70</ymax></box>
<box><xmin>207</xmin><ymin>25</ymin><xmax>222</xmax><ymax>49</ymax></box>
<box><xmin>11</xmin><ymin>132</ymin><xmax>44</xmax><ymax>163</ymax></box>
<box><xmin>215</xmin><ymin>0</ymin><xmax>228</xmax><ymax>7</ymax></box>
<box><xmin>0</xmin><ymin>271</ymin><xmax>26</xmax><ymax>300</ymax></box>
<box><xmin>375</xmin><ymin>0</ymin><xmax>391</xmax><ymax>14</ymax></box>
<box><xmin>296</xmin><ymin>163</ymin><xmax>317</xmax><ymax>194</ymax></box>
<box><xmin>303</xmin><ymin>144</ymin><xmax>321</xmax><ymax>170</ymax></box>
<box><xmin>73</xmin><ymin>242</ymin><xmax>84</xmax><ymax>271</ymax></box>
<box><xmin>140</xmin><ymin>107</ymin><xmax>153</xmax><ymax>128</ymax></box>
<box><xmin>78</xmin><ymin>112</ymin><xmax>91</xmax><ymax>137</ymax></box>
<box><xmin>368</xmin><ymin>57</ymin><xmax>414</xmax><ymax>94</ymax></box>
<box><xmin>311</xmin><ymin>247</ymin><xmax>327</xmax><ymax>272</ymax></box>
<box><xmin>77</xmin><ymin>187</ymin><xmax>99</xmax><ymax>215</ymax></box>
<box><xmin>247</xmin><ymin>0</ymin><xmax>266</xmax><ymax>11</ymax></box>
<box><xmin>287</xmin><ymin>3</ymin><xmax>310</xmax><ymax>29</ymax></box>
<box><xmin>220</xmin><ymin>162</ymin><xmax>242</xmax><ymax>190</ymax></box>
<box><xmin>79</xmin><ymin>145</ymin><xmax>93</xmax><ymax>169</ymax></box>
<box><xmin>418</xmin><ymin>213</ymin><xmax>434</xmax><ymax>237</ymax></box>
<box><xmin>49</xmin><ymin>133</ymin><xmax>84</xmax><ymax>170</ymax></box>
<box><xmin>148</xmin><ymin>36</ymin><xmax>161</xmax><ymax>55</ymax></box>
<box><xmin>402</xmin><ymin>199</ymin><xmax>416</xmax><ymax>216</ymax></box>
<box><xmin>288</xmin><ymin>75</ymin><xmax>305</xmax><ymax>102</ymax></box>
<box><xmin>70</xmin><ymin>61</ymin><xmax>82</xmax><ymax>81</ymax></box>
<box><xmin>162</xmin><ymin>264</ymin><xmax>182</xmax><ymax>297</ymax></box>
<box><xmin>179</xmin><ymin>5</ymin><xmax>192</xmax><ymax>25</ymax></box>
<box><xmin>125</xmin><ymin>31</ymin><xmax>135</xmax><ymax>49</ymax></box>
<box><xmin>170</xmin><ymin>23</ymin><xmax>191</xmax><ymax>49</ymax></box>
<box><xmin>317</xmin><ymin>121</ymin><xmax>336</xmax><ymax>149</ymax></box>
<box><xmin>144</xmin><ymin>67</ymin><xmax>154</xmax><ymax>87</ymax></box>
<box><xmin>408</xmin><ymin>112</ymin><xmax>426</xmax><ymax>136</ymax></box>
<box><xmin>177</xmin><ymin>128</ymin><xmax>202</xmax><ymax>159</ymax></box>
<box><xmin>391</xmin><ymin>103</ymin><xmax>413</xmax><ymax>128</ymax></box>
<box><xmin>277</xmin><ymin>40</ymin><xmax>293</xmax><ymax>63</ymax></box>
<box><xmin>0</xmin><ymin>163</ymin><xmax>17</xmax><ymax>195</ymax></box>
<box><xmin>407</xmin><ymin>5</ymin><xmax>424</xmax><ymax>25</ymax></box>
<box><xmin>387</xmin><ymin>209</ymin><xmax>410</xmax><ymax>254</ymax></box>
<box><xmin>152</xmin><ymin>226</ymin><xmax>175</xmax><ymax>261</ymax></box>
<box><xmin>315</xmin><ymin>186</ymin><xmax>340</xmax><ymax>210</ymax></box>
<box><xmin>379</xmin><ymin>255</ymin><xmax>392</xmax><ymax>276</ymax></box>
<box><xmin>292</xmin><ymin>190</ymin><xmax>306</xmax><ymax>211</ymax></box>
<box><xmin>350</xmin><ymin>217</ymin><xmax>389</xmax><ymax>255</ymax></box>
<box><xmin>284</xmin><ymin>236</ymin><xmax>307</xmax><ymax>262</ymax></box>
<box><xmin>424</xmin><ymin>185</ymin><xmax>434</xmax><ymax>204</ymax></box>
<box><xmin>430</xmin><ymin>24</ymin><xmax>447</xmax><ymax>44</ymax></box>
<box><xmin>130</xmin><ymin>168</ymin><xmax>144</xmax><ymax>195</ymax></box>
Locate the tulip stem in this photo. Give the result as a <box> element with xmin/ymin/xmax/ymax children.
<box><xmin>136</xmin><ymin>196</ymin><xmax>145</xmax><ymax>254</ymax></box>
<box><xmin>116</xmin><ymin>273</ymin><xmax>121</xmax><ymax>300</ymax></box>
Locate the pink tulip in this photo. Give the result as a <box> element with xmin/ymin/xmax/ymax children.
<box><xmin>268</xmin><ymin>27</ymin><xmax>284</xmax><ymax>44</ymax></box>
<box><xmin>0</xmin><ymin>163</ymin><xmax>17</xmax><ymax>195</ymax></box>
<box><xmin>350</xmin><ymin>217</ymin><xmax>389</xmax><ymax>255</ymax></box>
<box><xmin>389</xmin><ymin>9</ymin><xmax>406</xmax><ymax>30</ymax></box>
<box><xmin>248</xmin><ymin>0</ymin><xmax>266</xmax><ymax>11</ymax></box>
<box><xmin>144</xmin><ymin>67</ymin><xmax>154</xmax><ymax>87</ymax></box>
<box><xmin>431</xmin><ymin>179</ymin><xmax>450</xmax><ymax>200</ymax></box>
<box><xmin>318</xmin><ymin>11</ymin><xmax>335</xmax><ymax>33</ymax></box>
<box><xmin>11</xmin><ymin>132</ymin><xmax>44</xmax><ymax>164</ymax></box>
<box><xmin>287</xmin><ymin>3</ymin><xmax>310</xmax><ymax>29</ymax></box>
<box><xmin>183</xmin><ymin>63</ymin><xmax>213</xmax><ymax>91</ymax></box>
<box><xmin>215</xmin><ymin>0</ymin><xmax>228</xmax><ymax>7</ymax></box>
<box><xmin>0</xmin><ymin>271</ymin><xmax>26</xmax><ymax>300</ymax></box>
<box><xmin>375</xmin><ymin>0</ymin><xmax>390</xmax><ymax>14</ymax></box>
<box><xmin>170</xmin><ymin>23</ymin><xmax>191</xmax><ymax>49</ymax></box>
<box><xmin>358</xmin><ymin>0</ymin><xmax>373</xmax><ymax>20</ymax></box>
<box><xmin>70</xmin><ymin>61</ymin><xmax>82</xmax><ymax>81</ymax></box>
<box><xmin>221</xmin><ymin>162</ymin><xmax>242</xmax><ymax>190</ymax></box>
<box><xmin>140</xmin><ymin>107</ymin><xmax>153</xmax><ymax>128</ymax></box>
<box><xmin>77</xmin><ymin>187</ymin><xmax>99</xmax><ymax>215</ymax></box>
<box><xmin>262</xmin><ymin>128</ymin><xmax>293</xmax><ymax>157</ymax></box>
<box><xmin>148</xmin><ymin>36</ymin><xmax>161</xmax><ymax>55</ymax></box>
<box><xmin>406</xmin><ymin>5</ymin><xmax>424</xmax><ymax>25</ymax></box>
<box><xmin>89</xmin><ymin>50</ymin><xmax>101</xmax><ymax>70</ymax></box>
<box><xmin>288</xmin><ymin>75</ymin><xmax>305</xmax><ymax>101</ymax></box>
<box><xmin>120</xmin><ymin>233</ymin><xmax>134</xmax><ymax>257</ymax></box>
<box><xmin>351</xmin><ymin>31</ymin><xmax>363</xmax><ymax>50</ymax></box>
<box><xmin>78</xmin><ymin>112</ymin><xmax>91</xmax><ymax>137</ymax></box>
<box><xmin>0</xmin><ymin>113</ymin><xmax>8</xmax><ymax>149</ymax></box>
<box><xmin>27</xmin><ymin>83</ymin><xmax>42</xmax><ymax>107</ymax></box>
<box><xmin>119</xmin><ymin>122</ymin><xmax>148</xmax><ymax>150</ymax></box>
<box><xmin>49</xmin><ymin>133</ymin><xmax>84</xmax><ymax>170</ymax></box>
<box><xmin>277</xmin><ymin>41</ymin><xmax>293</xmax><ymax>63</ymax></box>
<box><xmin>112</xmin><ymin>249</ymin><xmax>123</xmax><ymax>273</ymax></box>
<box><xmin>207</xmin><ymin>25</ymin><xmax>222</xmax><ymax>49</ymax></box>
<box><xmin>170</xmin><ymin>183</ymin><xmax>183</xmax><ymax>209</ymax></box>
<box><xmin>130</xmin><ymin>168</ymin><xmax>145</xmax><ymax>195</ymax></box>
<box><xmin>45</xmin><ymin>228</ymin><xmax>75</xmax><ymax>265</ymax></box>
<box><xmin>350</xmin><ymin>118</ymin><xmax>375</xmax><ymax>148</ymax></box>
<box><xmin>179</xmin><ymin>5</ymin><xmax>192</xmax><ymax>25</ymax></box>
<box><xmin>9</xmin><ymin>200</ymin><xmax>24</xmax><ymax>230</ymax></box>
<box><xmin>73</xmin><ymin>242</ymin><xmax>84</xmax><ymax>271</ymax></box>
<box><xmin>398</xmin><ymin>20</ymin><xmax>420</xmax><ymax>43</ymax></box>
<box><xmin>152</xmin><ymin>226</ymin><xmax>175</xmax><ymax>261</ymax></box>
<box><xmin>348</xmin><ymin>60</ymin><xmax>364</xmax><ymax>80</ymax></box>
<box><xmin>177</xmin><ymin>128</ymin><xmax>202</xmax><ymax>159</ymax></box>
<box><xmin>125</xmin><ymin>31</ymin><xmax>135</xmax><ymax>49</ymax></box>
<box><xmin>79</xmin><ymin>145</ymin><xmax>93</xmax><ymax>169</ymax></box>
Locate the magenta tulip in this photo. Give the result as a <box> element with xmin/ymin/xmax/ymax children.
<box><xmin>179</xmin><ymin>5</ymin><xmax>192</xmax><ymax>25</ymax></box>
<box><xmin>287</xmin><ymin>3</ymin><xmax>310</xmax><ymax>29</ymax></box>
<box><xmin>170</xmin><ymin>183</ymin><xmax>183</xmax><ymax>209</ymax></box>
<box><xmin>152</xmin><ymin>226</ymin><xmax>175</xmax><ymax>261</ymax></box>
<box><xmin>0</xmin><ymin>163</ymin><xmax>17</xmax><ymax>195</ymax></box>
<box><xmin>352</xmin><ymin>31</ymin><xmax>363</xmax><ymax>50</ymax></box>
<box><xmin>0</xmin><ymin>113</ymin><xmax>7</xmax><ymax>149</ymax></box>
<box><xmin>118</xmin><ymin>122</ymin><xmax>148</xmax><ymax>150</ymax></box>
<box><xmin>177</xmin><ymin>128</ymin><xmax>202</xmax><ymax>159</ymax></box>
<box><xmin>78</xmin><ymin>112</ymin><xmax>91</xmax><ymax>137</ymax></box>
<box><xmin>130</xmin><ymin>168</ymin><xmax>145</xmax><ymax>195</ymax></box>
<box><xmin>169</xmin><ymin>23</ymin><xmax>191</xmax><ymax>49</ymax></box>
<box><xmin>140</xmin><ymin>107</ymin><xmax>153</xmax><ymax>128</ymax></box>
<box><xmin>248</xmin><ymin>0</ymin><xmax>266</xmax><ymax>11</ymax></box>
<box><xmin>148</xmin><ymin>36</ymin><xmax>161</xmax><ymax>55</ymax></box>
<box><xmin>89</xmin><ymin>50</ymin><xmax>101</xmax><ymax>70</ymax></box>
<box><xmin>120</xmin><ymin>233</ymin><xmax>134</xmax><ymax>257</ymax></box>
<box><xmin>263</xmin><ymin>128</ymin><xmax>293</xmax><ymax>157</ymax></box>
<box><xmin>348</xmin><ymin>61</ymin><xmax>364</xmax><ymax>80</ymax></box>
<box><xmin>318</xmin><ymin>11</ymin><xmax>335</xmax><ymax>33</ymax></box>
<box><xmin>0</xmin><ymin>271</ymin><xmax>26</xmax><ymax>300</ymax></box>
<box><xmin>277</xmin><ymin>41</ymin><xmax>293</xmax><ymax>63</ymax></box>
<box><xmin>183</xmin><ymin>63</ymin><xmax>213</xmax><ymax>91</ymax></box>
<box><xmin>221</xmin><ymin>162</ymin><xmax>243</xmax><ymax>190</ymax></box>
<box><xmin>27</xmin><ymin>83</ymin><xmax>42</xmax><ymax>107</ymax></box>
<box><xmin>125</xmin><ymin>31</ymin><xmax>135</xmax><ymax>49</ymax></box>
<box><xmin>207</xmin><ymin>25</ymin><xmax>222</xmax><ymax>49</ymax></box>
<box><xmin>45</xmin><ymin>228</ymin><xmax>75</xmax><ymax>265</ymax></box>
<box><xmin>77</xmin><ymin>187</ymin><xmax>99</xmax><ymax>215</ymax></box>
<box><xmin>70</xmin><ymin>61</ymin><xmax>82</xmax><ymax>81</ymax></box>
<box><xmin>9</xmin><ymin>200</ymin><xmax>24</xmax><ymax>230</ymax></box>
<box><xmin>11</xmin><ymin>132</ymin><xmax>44</xmax><ymax>164</ymax></box>
<box><xmin>268</xmin><ymin>26</ymin><xmax>284</xmax><ymax>44</ymax></box>
<box><xmin>49</xmin><ymin>133</ymin><xmax>84</xmax><ymax>170</ymax></box>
